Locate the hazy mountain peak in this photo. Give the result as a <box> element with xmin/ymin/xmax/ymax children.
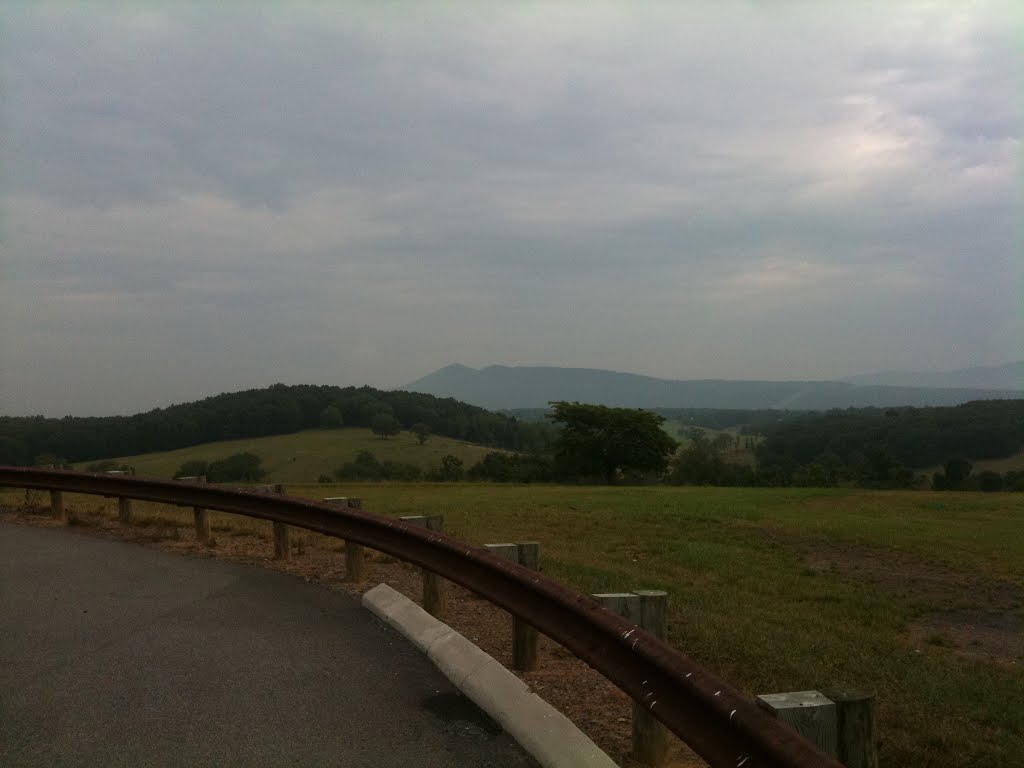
<box><xmin>437</xmin><ymin>363</ymin><xmax>477</xmax><ymax>374</ymax></box>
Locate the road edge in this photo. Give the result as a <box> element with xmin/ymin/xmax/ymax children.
<box><xmin>363</xmin><ymin>583</ymin><xmax>619</xmax><ymax>768</ymax></box>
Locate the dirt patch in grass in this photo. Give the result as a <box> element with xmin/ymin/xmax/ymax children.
<box><xmin>1</xmin><ymin>504</ymin><xmax>704</xmax><ymax>768</ymax></box>
<box><xmin>806</xmin><ymin>541</ymin><xmax>1024</xmax><ymax>612</ymax></box>
<box><xmin>807</xmin><ymin>541</ymin><xmax>1024</xmax><ymax>667</ymax></box>
<box><xmin>907</xmin><ymin>611</ymin><xmax>1024</xmax><ymax>667</ymax></box>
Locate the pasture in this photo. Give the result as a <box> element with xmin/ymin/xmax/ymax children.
<box><xmin>3</xmin><ymin>482</ymin><xmax>1021</xmax><ymax>767</ymax></box>
<box><xmin>91</xmin><ymin>428</ymin><xmax>502</xmax><ymax>483</ymax></box>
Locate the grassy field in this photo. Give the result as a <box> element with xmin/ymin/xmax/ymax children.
<box><xmin>88</xmin><ymin>428</ymin><xmax>502</xmax><ymax>483</ymax></box>
<box><xmin>3</xmin><ymin>481</ymin><xmax>1021</xmax><ymax>767</ymax></box>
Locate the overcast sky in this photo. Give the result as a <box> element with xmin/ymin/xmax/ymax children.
<box><xmin>1</xmin><ymin>2</ymin><xmax>1020</xmax><ymax>416</ymax></box>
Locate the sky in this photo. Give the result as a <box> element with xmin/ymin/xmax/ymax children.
<box><xmin>1</xmin><ymin>2</ymin><xmax>1020</xmax><ymax>416</ymax></box>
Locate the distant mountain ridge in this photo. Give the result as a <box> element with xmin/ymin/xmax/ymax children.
<box><xmin>842</xmin><ymin>361</ymin><xmax>1024</xmax><ymax>390</ymax></box>
<box><xmin>402</xmin><ymin>364</ymin><xmax>1024</xmax><ymax>411</ymax></box>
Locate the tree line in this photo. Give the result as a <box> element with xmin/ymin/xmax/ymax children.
<box><xmin>499</xmin><ymin>400</ymin><xmax>1024</xmax><ymax>490</ymax></box>
<box><xmin>753</xmin><ymin>399</ymin><xmax>1024</xmax><ymax>489</ymax></box>
<box><xmin>0</xmin><ymin>384</ymin><xmax>554</xmax><ymax>466</ymax></box>
<box><xmin>6</xmin><ymin>388</ymin><xmax>1022</xmax><ymax>492</ymax></box>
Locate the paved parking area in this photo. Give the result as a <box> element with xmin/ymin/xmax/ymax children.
<box><xmin>0</xmin><ymin>523</ymin><xmax>537</xmax><ymax>767</ymax></box>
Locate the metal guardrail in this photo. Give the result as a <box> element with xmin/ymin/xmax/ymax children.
<box><xmin>0</xmin><ymin>467</ymin><xmax>841</xmax><ymax>768</ymax></box>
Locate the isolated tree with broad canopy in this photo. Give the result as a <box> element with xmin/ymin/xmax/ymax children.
<box><xmin>371</xmin><ymin>412</ymin><xmax>401</xmax><ymax>440</ymax></box>
<box><xmin>547</xmin><ymin>401</ymin><xmax>678</xmax><ymax>483</ymax></box>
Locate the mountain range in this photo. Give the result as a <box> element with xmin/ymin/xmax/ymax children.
<box><xmin>842</xmin><ymin>361</ymin><xmax>1024</xmax><ymax>390</ymax></box>
<box><xmin>401</xmin><ymin>362</ymin><xmax>1024</xmax><ymax>411</ymax></box>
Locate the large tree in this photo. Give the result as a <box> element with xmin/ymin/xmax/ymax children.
<box><xmin>371</xmin><ymin>412</ymin><xmax>401</xmax><ymax>440</ymax></box>
<box><xmin>547</xmin><ymin>401</ymin><xmax>678</xmax><ymax>483</ymax></box>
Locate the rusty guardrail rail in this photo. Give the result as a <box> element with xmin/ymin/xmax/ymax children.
<box><xmin>0</xmin><ymin>467</ymin><xmax>841</xmax><ymax>768</ymax></box>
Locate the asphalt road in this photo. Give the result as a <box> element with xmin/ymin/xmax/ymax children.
<box><xmin>0</xmin><ymin>522</ymin><xmax>538</xmax><ymax>767</ymax></box>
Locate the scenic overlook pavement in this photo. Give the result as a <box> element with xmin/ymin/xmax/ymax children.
<box><xmin>0</xmin><ymin>523</ymin><xmax>538</xmax><ymax>767</ymax></box>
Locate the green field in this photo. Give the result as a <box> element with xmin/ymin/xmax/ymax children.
<box><xmin>89</xmin><ymin>428</ymin><xmax>502</xmax><ymax>483</ymax></box>
<box><xmin>300</xmin><ymin>484</ymin><xmax>1024</xmax><ymax>767</ymax></box>
<box><xmin>4</xmin><ymin>480</ymin><xmax>1021</xmax><ymax>767</ymax></box>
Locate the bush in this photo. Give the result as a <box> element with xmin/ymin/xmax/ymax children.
<box><xmin>411</xmin><ymin>422</ymin><xmax>431</xmax><ymax>445</ymax></box>
<box><xmin>932</xmin><ymin>457</ymin><xmax>973</xmax><ymax>491</ymax></box>
<box><xmin>333</xmin><ymin>450</ymin><xmax>421</xmax><ymax>481</ymax></box>
<box><xmin>1004</xmin><ymin>470</ymin><xmax>1024</xmax><ymax>492</ymax></box>
<box><xmin>977</xmin><ymin>470</ymin><xmax>1004</xmax><ymax>492</ymax></box>
<box><xmin>335</xmin><ymin>450</ymin><xmax>381</xmax><ymax>480</ymax></box>
<box><xmin>427</xmin><ymin>455</ymin><xmax>464</xmax><ymax>482</ymax></box>
<box><xmin>467</xmin><ymin>452</ymin><xmax>553</xmax><ymax>482</ymax></box>
<box><xmin>381</xmin><ymin>461</ymin><xmax>422</xmax><ymax>481</ymax></box>
<box><xmin>34</xmin><ymin>453</ymin><xmax>70</xmax><ymax>469</ymax></box>
<box><xmin>179</xmin><ymin>453</ymin><xmax>266</xmax><ymax>483</ymax></box>
<box><xmin>371</xmin><ymin>413</ymin><xmax>401</xmax><ymax>439</ymax></box>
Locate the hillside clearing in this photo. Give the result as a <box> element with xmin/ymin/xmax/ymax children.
<box><xmin>91</xmin><ymin>428</ymin><xmax>503</xmax><ymax>483</ymax></box>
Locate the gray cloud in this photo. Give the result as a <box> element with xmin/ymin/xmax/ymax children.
<box><xmin>1</xmin><ymin>1</ymin><xmax>1019</xmax><ymax>415</ymax></box>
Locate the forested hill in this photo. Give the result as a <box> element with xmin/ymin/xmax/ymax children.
<box><xmin>757</xmin><ymin>399</ymin><xmax>1024</xmax><ymax>470</ymax></box>
<box><xmin>0</xmin><ymin>384</ymin><xmax>554</xmax><ymax>466</ymax></box>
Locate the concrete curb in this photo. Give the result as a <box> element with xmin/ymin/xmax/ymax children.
<box><xmin>363</xmin><ymin>583</ymin><xmax>619</xmax><ymax>768</ymax></box>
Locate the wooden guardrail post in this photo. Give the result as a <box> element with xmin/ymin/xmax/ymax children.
<box><xmin>821</xmin><ymin>689</ymin><xmax>878</xmax><ymax>768</ymax></box>
<box><xmin>757</xmin><ymin>691</ymin><xmax>838</xmax><ymax>759</ymax></box>
<box><xmin>272</xmin><ymin>484</ymin><xmax>289</xmax><ymax>560</ymax></box>
<box><xmin>194</xmin><ymin>505</ymin><xmax>211</xmax><ymax>544</ymax></box>
<box><xmin>325</xmin><ymin>497</ymin><xmax>365</xmax><ymax>582</ymax></box>
<box><xmin>401</xmin><ymin>514</ymin><xmax>447</xmax><ymax>619</ymax></box>
<box><xmin>594</xmin><ymin>589</ymin><xmax>670</xmax><ymax>767</ymax></box>
<box><xmin>512</xmin><ymin>542</ymin><xmax>540</xmax><ymax>671</ymax></box>
<box><xmin>179</xmin><ymin>476</ymin><xmax>210</xmax><ymax>543</ymax></box>
<box><xmin>50</xmin><ymin>490</ymin><xmax>65</xmax><ymax>522</ymax></box>
<box><xmin>486</xmin><ymin>541</ymin><xmax>541</xmax><ymax>671</ymax></box>
<box><xmin>118</xmin><ymin>497</ymin><xmax>132</xmax><ymax>525</ymax></box>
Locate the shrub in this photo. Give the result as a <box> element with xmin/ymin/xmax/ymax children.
<box><xmin>467</xmin><ymin>452</ymin><xmax>553</xmax><ymax>482</ymax></box>
<box><xmin>180</xmin><ymin>453</ymin><xmax>267</xmax><ymax>483</ymax></box>
<box><xmin>427</xmin><ymin>455</ymin><xmax>464</xmax><ymax>482</ymax></box>
<box><xmin>977</xmin><ymin>470</ymin><xmax>1004</xmax><ymax>492</ymax></box>
<box><xmin>1004</xmin><ymin>470</ymin><xmax>1024</xmax><ymax>492</ymax></box>
<box><xmin>333</xmin><ymin>450</ymin><xmax>421</xmax><ymax>481</ymax></box>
